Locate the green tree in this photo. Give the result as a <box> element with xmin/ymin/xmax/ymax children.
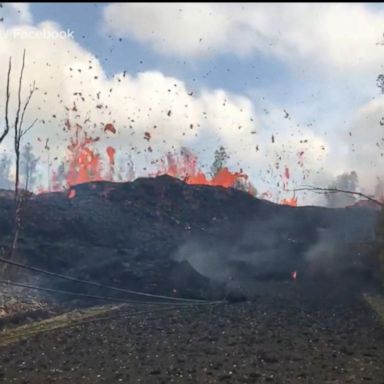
<box><xmin>211</xmin><ymin>146</ymin><xmax>229</xmax><ymax>177</ymax></box>
<box><xmin>0</xmin><ymin>154</ymin><xmax>11</xmax><ymax>190</ymax></box>
<box><xmin>21</xmin><ymin>143</ymin><xmax>39</xmax><ymax>191</ymax></box>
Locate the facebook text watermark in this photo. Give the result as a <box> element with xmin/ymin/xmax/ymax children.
<box><xmin>1</xmin><ymin>29</ymin><xmax>75</xmax><ymax>40</ymax></box>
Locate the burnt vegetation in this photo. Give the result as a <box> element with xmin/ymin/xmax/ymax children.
<box><xmin>0</xmin><ymin>50</ymin><xmax>37</xmax><ymax>280</ymax></box>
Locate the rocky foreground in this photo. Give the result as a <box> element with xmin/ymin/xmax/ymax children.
<box><xmin>0</xmin><ymin>176</ymin><xmax>383</xmax><ymax>383</ymax></box>
<box><xmin>0</xmin><ymin>281</ymin><xmax>383</xmax><ymax>384</ymax></box>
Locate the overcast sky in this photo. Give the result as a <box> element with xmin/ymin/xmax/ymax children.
<box><xmin>1</xmin><ymin>3</ymin><xmax>384</xmax><ymax>204</ymax></box>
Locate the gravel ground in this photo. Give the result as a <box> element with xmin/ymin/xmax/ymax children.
<box><xmin>0</xmin><ymin>281</ymin><xmax>383</xmax><ymax>384</ymax></box>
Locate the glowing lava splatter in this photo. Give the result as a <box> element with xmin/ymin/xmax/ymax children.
<box><xmin>66</xmin><ymin>122</ymin><xmax>103</xmax><ymax>186</ymax></box>
<box><xmin>45</xmin><ymin>114</ymin><xmax>298</xmax><ymax>205</ymax></box>
<box><xmin>159</xmin><ymin>147</ymin><xmax>255</xmax><ymax>193</ymax></box>
<box><xmin>281</xmin><ymin>196</ymin><xmax>298</xmax><ymax>207</ymax></box>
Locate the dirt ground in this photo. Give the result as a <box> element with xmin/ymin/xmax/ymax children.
<box><xmin>0</xmin><ymin>281</ymin><xmax>383</xmax><ymax>384</ymax></box>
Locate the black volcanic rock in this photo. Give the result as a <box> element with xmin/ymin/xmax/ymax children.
<box><xmin>0</xmin><ymin>176</ymin><xmax>381</xmax><ymax>301</ymax></box>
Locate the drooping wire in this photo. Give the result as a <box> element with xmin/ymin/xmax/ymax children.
<box><xmin>0</xmin><ymin>279</ymin><xmax>224</xmax><ymax>306</ymax></box>
<box><xmin>0</xmin><ymin>255</ymin><xmax>211</xmax><ymax>303</ymax></box>
<box><xmin>63</xmin><ymin>301</ymin><xmax>223</xmax><ymax>330</ymax></box>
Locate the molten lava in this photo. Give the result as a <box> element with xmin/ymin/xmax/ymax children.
<box><xmin>106</xmin><ymin>146</ymin><xmax>116</xmax><ymax>180</ymax></box>
<box><xmin>67</xmin><ymin>138</ymin><xmax>103</xmax><ymax>186</ymax></box>
<box><xmin>47</xmin><ymin>117</ymin><xmax>299</xmax><ymax>206</ymax></box>
<box><xmin>281</xmin><ymin>196</ymin><xmax>298</xmax><ymax>207</ymax></box>
<box><xmin>67</xmin><ymin>189</ymin><xmax>76</xmax><ymax>199</ymax></box>
<box><xmin>160</xmin><ymin>148</ymin><xmax>255</xmax><ymax>193</ymax></box>
<box><xmin>106</xmin><ymin>146</ymin><xmax>116</xmax><ymax>165</ymax></box>
<box><xmin>64</xmin><ymin>121</ymin><xmax>117</xmax><ymax>187</ymax></box>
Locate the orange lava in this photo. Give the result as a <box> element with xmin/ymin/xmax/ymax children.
<box><xmin>67</xmin><ymin>189</ymin><xmax>76</xmax><ymax>199</ymax></box>
<box><xmin>160</xmin><ymin>148</ymin><xmax>254</xmax><ymax>193</ymax></box>
<box><xmin>66</xmin><ymin>121</ymin><xmax>103</xmax><ymax>186</ymax></box>
<box><xmin>209</xmin><ymin>168</ymin><xmax>247</xmax><ymax>188</ymax></box>
<box><xmin>106</xmin><ymin>146</ymin><xmax>116</xmax><ymax>165</ymax></box>
<box><xmin>280</xmin><ymin>196</ymin><xmax>298</xmax><ymax>207</ymax></box>
<box><xmin>46</xmin><ymin>116</ymin><xmax>299</xmax><ymax>206</ymax></box>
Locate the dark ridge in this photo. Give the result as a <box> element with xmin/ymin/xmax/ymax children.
<box><xmin>0</xmin><ymin>175</ymin><xmax>381</xmax><ymax>301</ymax></box>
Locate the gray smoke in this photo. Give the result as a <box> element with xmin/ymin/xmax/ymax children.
<box><xmin>374</xmin><ymin>177</ymin><xmax>384</xmax><ymax>202</ymax></box>
<box><xmin>173</xmin><ymin>215</ymin><xmax>303</xmax><ymax>288</ymax></box>
<box><xmin>173</xmin><ymin>204</ymin><xmax>378</xmax><ymax>290</ymax></box>
<box><xmin>325</xmin><ymin>171</ymin><xmax>359</xmax><ymax>208</ymax></box>
<box><xmin>304</xmin><ymin>228</ymin><xmax>340</xmax><ymax>278</ymax></box>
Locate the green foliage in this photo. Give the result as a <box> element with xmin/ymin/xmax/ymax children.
<box><xmin>0</xmin><ymin>154</ymin><xmax>11</xmax><ymax>190</ymax></box>
<box><xmin>21</xmin><ymin>143</ymin><xmax>39</xmax><ymax>191</ymax></box>
<box><xmin>211</xmin><ymin>146</ymin><xmax>229</xmax><ymax>177</ymax></box>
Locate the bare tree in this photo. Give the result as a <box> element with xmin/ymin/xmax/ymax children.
<box><xmin>0</xmin><ymin>57</ymin><xmax>11</xmax><ymax>145</ymax></box>
<box><xmin>9</xmin><ymin>50</ymin><xmax>37</xmax><ymax>269</ymax></box>
<box><xmin>12</xmin><ymin>50</ymin><xmax>37</xmax><ymax>200</ymax></box>
<box><xmin>0</xmin><ymin>49</ymin><xmax>37</xmax><ymax>278</ymax></box>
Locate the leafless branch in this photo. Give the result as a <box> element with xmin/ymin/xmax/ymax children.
<box><xmin>19</xmin><ymin>81</ymin><xmax>36</xmax><ymax>136</ymax></box>
<box><xmin>0</xmin><ymin>57</ymin><xmax>11</xmax><ymax>144</ymax></box>
<box><xmin>13</xmin><ymin>50</ymin><xmax>37</xmax><ymax>201</ymax></box>
<box><xmin>293</xmin><ymin>185</ymin><xmax>384</xmax><ymax>208</ymax></box>
<box><xmin>2</xmin><ymin>50</ymin><xmax>36</xmax><ymax>276</ymax></box>
<box><xmin>13</xmin><ymin>49</ymin><xmax>26</xmax><ymax>141</ymax></box>
<box><xmin>21</xmin><ymin>118</ymin><xmax>38</xmax><ymax>137</ymax></box>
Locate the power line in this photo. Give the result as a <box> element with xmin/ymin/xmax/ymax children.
<box><xmin>0</xmin><ymin>256</ymin><xmax>210</xmax><ymax>303</ymax></box>
<box><xmin>0</xmin><ymin>279</ymin><xmax>151</xmax><ymax>304</ymax></box>
<box><xmin>0</xmin><ymin>279</ymin><xmax>221</xmax><ymax>306</ymax></box>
